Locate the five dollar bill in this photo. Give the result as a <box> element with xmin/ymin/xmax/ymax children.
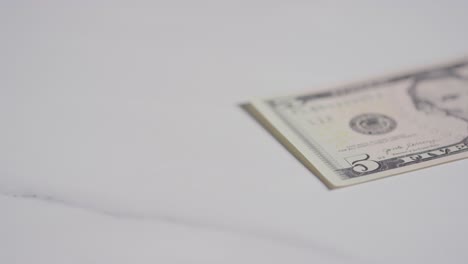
<box><xmin>246</xmin><ymin>58</ymin><xmax>468</xmax><ymax>188</ymax></box>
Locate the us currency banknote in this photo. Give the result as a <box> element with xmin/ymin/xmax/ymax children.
<box><xmin>246</xmin><ymin>58</ymin><xmax>468</xmax><ymax>188</ymax></box>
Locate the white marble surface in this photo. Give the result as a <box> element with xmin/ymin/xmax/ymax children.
<box><xmin>1</xmin><ymin>1</ymin><xmax>468</xmax><ymax>263</ymax></box>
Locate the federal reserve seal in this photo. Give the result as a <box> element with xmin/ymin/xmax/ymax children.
<box><xmin>350</xmin><ymin>113</ymin><xmax>397</xmax><ymax>135</ymax></box>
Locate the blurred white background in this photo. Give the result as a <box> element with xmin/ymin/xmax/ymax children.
<box><xmin>1</xmin><ymin>1</ymin><xmax>468</xmax><ymax>263</ymax></box>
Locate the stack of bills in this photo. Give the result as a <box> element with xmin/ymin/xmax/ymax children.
<box><xmin>246</xmin><ymin>58</ymin><xmax>468</xmax><ymax>188</ymax></box>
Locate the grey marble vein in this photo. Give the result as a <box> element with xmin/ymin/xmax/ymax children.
<box><xmin>0</xmin><ymin>187</ymin><xmax>355</xmax><ymax>261</ymax></box>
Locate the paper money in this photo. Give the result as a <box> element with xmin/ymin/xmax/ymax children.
<box><xmin>246</xmin><ymin>58</ymin><xmax>468</xmax><ymax>188</ymax></box>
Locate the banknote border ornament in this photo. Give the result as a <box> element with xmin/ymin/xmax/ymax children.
<box><xmin>339</xmin><ymin>137</ymin><xmax>468</xmax><ymax>178</ymax></box>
